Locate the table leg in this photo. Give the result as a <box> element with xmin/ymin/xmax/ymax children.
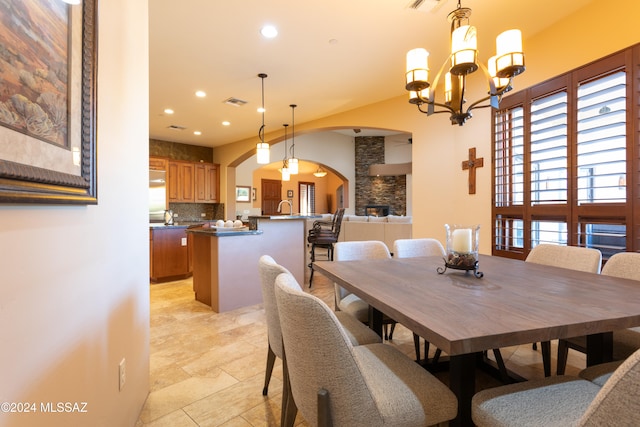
<box><xmin>449</xmin><ymin>353</ymin><xmax>476</xmax><ymax>427</ymax></box>
<box><xmin>369</xmin><ymin>306</ymin><xmax>383</xmax><ymax>338</ymax></box>
<box><xmin>586</xmin><ymin>332</ymin><xmax>613</xmax><ymax>366</ymax></box>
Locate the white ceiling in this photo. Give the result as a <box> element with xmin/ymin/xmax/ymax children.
<box><xmin>149</xmin><ymin>0</ymin><xmax>596</xmax><ymax>148</ymax></box>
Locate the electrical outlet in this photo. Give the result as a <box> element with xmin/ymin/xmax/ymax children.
<box><xmin>181</xmin><ymin>237</ymin><xmax>187</xmax><ymax>246</ymax></box>
<box><xmin>119</xmin><ymin>358</ymin><xmax>126</xmax><ymax>391</ymax></box>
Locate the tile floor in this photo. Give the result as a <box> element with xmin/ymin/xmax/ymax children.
<box><xmin>136</xmin><ymin>271</ymin><xmax>586</xmax><ymax>426</ymax></box>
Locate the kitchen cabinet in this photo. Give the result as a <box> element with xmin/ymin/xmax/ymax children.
<box><xmin>168</xmin><ymin>161</ymin><xmax>195</xmax><ymax>202</ymax></box>
<box><xmin>195</xmin><ymin>163</ymin><xmax>219</xmax><ymax>203</ymax></box>
<box><xmin>150</xmin><ymin>226</ymin><xmax>191</xmax><ymax>282</ymax></box>
<box><xmin>149</xmin><ymin>156</ymin><xmax>167</xmax><ymax>171</ymax></box>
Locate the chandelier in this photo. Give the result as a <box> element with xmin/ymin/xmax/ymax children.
<box><xmin>405</xmin><ymin>1</ymin><xmax>525</xmax><ymax>126</ymax></box>
<box><xmin>256</xmin><ymin>73</ymin><xmax>270</xmax><ymax>164</ymax></box>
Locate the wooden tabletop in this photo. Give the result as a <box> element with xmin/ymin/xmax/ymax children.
<box><xmin>314</xmin><ymin>254</ymin><xmax>640</xmax><ymax>356</ymax></box>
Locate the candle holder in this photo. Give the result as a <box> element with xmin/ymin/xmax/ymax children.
<box><xmin>437</xmin><ymin>224</ymin><xmax>483</xmax><ymax>278</ymax></box>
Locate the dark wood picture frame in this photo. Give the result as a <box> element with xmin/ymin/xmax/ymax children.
<box><xmin>0</xmin><ymin>0</ymin><xmax>98</xmax><ymax>204</ymax></box>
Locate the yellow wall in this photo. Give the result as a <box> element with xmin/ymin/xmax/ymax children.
<box><xmin>214</xmin><ymin>0</ymin><xmax>640</xmax><ymax>253</ymax></box>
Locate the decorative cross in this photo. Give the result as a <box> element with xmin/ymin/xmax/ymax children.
<box><xmin>462</xmin><ymin>147</ymin><xmax>484</xmax><ymax>194</ymax></box>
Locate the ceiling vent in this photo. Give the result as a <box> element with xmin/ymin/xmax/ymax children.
<box><xmin>167</xmin><ymin>125</ymin><xmax>187</xmax><ymax>131</ymax></box>
<box><xmin>406</xmin><ymin>0</ymin><xmax>447</xmax><ymax>13</ymax></box>
<box><xmin>223</xmin><ymin>97</ymin><xmax>248</xmax><ymax>107</ymax></box>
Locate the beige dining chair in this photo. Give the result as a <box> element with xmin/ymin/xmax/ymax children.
<box><xmin>258</xmin><ymin>255</ymin><xmax>381</xmax><ymax>397</ymax></box>
<box><xmin>471</xmin><ymin>348</ymin><xmax>640</xmax><ymax>426</ymax></box>
<box><xmin>274</xmin><ymin>272</ymin><xmax>458</xmax><ymax>427</ymax></box>
<box><xmin>503</xmin><ymin>243</ymin><xmax>602</xmax><ymax>377</ymax></box>
<box><xmin>333</xmin><ymin>240</ymin><xmax>397</xmax><ymax>340</ymax></box>
<box><xmin>392</xmin><ymin>238</ymin><xmax>446</xmax><ymax>363</ymax></box>
<box><xmin>557</xmin><ymin>251</ymin><xmax>640</xmax><ymax>375</ymax></box>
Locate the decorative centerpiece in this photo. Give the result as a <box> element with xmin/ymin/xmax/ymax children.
<box><xmin>437</xmin><ymin>224</ymin><xmax>483</xmax><ymax>278</ymax></box>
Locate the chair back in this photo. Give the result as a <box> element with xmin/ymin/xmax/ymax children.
<box><xmin>334</xmin><ymin>240</ymin><xmax>391</xmax><ymax>301</ymax></box>
<box><xmin>393</xmin><ymin>238</ymin><xmax>445</xmax><ymax>258</ymax></box>
<box><xmin>334</xmin><ymin>240</ymin><xmax>391</xmax><ymax>261</ymax></box>
<box><xmin>601</xmin><ymin>252</ymin><xmax>640</xmax><ymax>281</ymax></box>
<box><xmin>579</xmin><ymin>348</ymin><xmax>640</xmax><ymax>425</ymax></box>
<box><xmin>274</xmin><ymin>272</ymin><xmax>379</xmax><ymax>425</ymax></box>
<box><xmin>525</xmin><ymin>244</ymin><xmax>602</xmax><ymax>273</ymax></box>
<box><xmin>331</xmin><ymin>208</ymin><xmax>345</xmax><ymax>238</ymax></box>
<box><xmin>258</xmin><ymin>255</ymin><xmax>300</xmax><ymax>359</ymax></box>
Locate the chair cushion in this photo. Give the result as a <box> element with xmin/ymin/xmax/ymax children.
<box><xmin>579</xmin><ymin>361</ymin><xmax>623</xmax><ymax>387</ymax></box>
<box><xmin>338</xmin><ymin>293</ymin><xmax>369</xmax><ymax>323</ymax></box>
<box><xmin>472</xmin><ymin>376</ymin><xmax>601</xmax><ymax>427</ymax></box>
<box><xmin>354</xmin><ymin>343</ymin><xmax>457</xmax><ymax>426</ymax></box>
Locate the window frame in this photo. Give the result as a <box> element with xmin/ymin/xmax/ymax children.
<box><xmin>492</xmin><ymin>45</ymin><xmax>639</xmax><ymax>260</ymax></box>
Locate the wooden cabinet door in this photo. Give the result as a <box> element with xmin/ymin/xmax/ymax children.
<box><xmin>205</xmin><ymin>163</ymin><xmax>219</xmax><ymax>202</ymax></box>
<box><xmin>168</xmin><ymin>161</ymin><xmax>195</xmax><ymax>202</ymax></box>
<box><xmin>195</xmin><ymin>163</ymin><xmax>219</xmax><ymax>203</ymax></box>
<box><xmin>149</xmin><ymin>156</ymin><xmax>167</xmax><ymax>171</ymax></box>
<box><xmin>150</xmin><ymin>227</ymin><xmax>189</xmax><ymax>281</ymax></box>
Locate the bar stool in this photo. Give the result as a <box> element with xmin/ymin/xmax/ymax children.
<box><xmin>307</xmin><ymin>208</ymin><xmax>344</xmax><ymax>287</ymax></box>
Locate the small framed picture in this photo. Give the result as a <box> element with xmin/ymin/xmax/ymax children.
<box><xmin>235</xmin><ymin>186</ymin><xmax>251</xmax><ymax>202</ymax></box>
<box><xmin>251</xmin><ymin>187</ymin><xmax>256</xmax><ymax>201</ymax></box>
<box><xmin>287</xmin><ymin>189</ymin><xmax>294</xmax><ymax>198</ymax></box>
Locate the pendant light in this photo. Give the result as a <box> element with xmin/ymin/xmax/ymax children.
<box><xmin>288</xmin><ymin>104</ymin><xmax>299</xmax><ymax>174</ymax></box>
<box><xmin>256</xmin><ymin>73</ymin><xmax>270</xmax><ymax>164</ymax></box>
<box><xmin>281</xmin><ymin>124</ymin><xmax>290</xmax><ymax>181</ymax></box>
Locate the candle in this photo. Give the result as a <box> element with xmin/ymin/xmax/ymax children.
<box><xmin>452</xmin><ymin>228</ymin><xmax>472</xmax><ymax>253</ymax></box>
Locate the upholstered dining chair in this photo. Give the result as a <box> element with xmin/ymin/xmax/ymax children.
<box><xmin>258</xmin><ymin>255</ymin><xmax>381</xmax><ymax>397</ymax></box>
<box><xmin>307</xmin><ymin>208</ymin><xmax>345</xmax><ymax>287</ymax></box>
<box><xmin>471</xmin><ymin>348</ymin><xmax>640</xmax><ymax>427</ymax></box>
<box><xmin>392</xmin><ymin>238</ymin><xmax>446</xmax><ymax>363</ymax></box>
<box><xmin>557</xmin><ymin>252</ymin><xmax>640</xmax><ymax>375</ymax></box>
<box><xmin>333</xmin><ymin>240</ymin><xmax>397</xmax><ymax>340</ymax></box>
<box><xmin>274</xmin><ymin>272</ymin><xmax>458</xmax><ymax>427</ymax></box>
<box><xmin>503</xmin><ymin>244</ymin><xmax>602</xmax><ymax>377</ymax></box>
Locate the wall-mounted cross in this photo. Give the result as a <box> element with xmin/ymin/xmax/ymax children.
<box><xmin>462</xmin><ymin>147</ymin><xmax>484</xmax><ymax>194</ymax></box>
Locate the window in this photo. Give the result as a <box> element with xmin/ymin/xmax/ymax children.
<box><xmin>299</xmin><ymin>182</ymin><xmax>315</xmax><ymax>215</ymax></box>
<box><xmin>492</xmin><ymin>45</ymin><xmax>638</xmax><ymax>260</ymax></box>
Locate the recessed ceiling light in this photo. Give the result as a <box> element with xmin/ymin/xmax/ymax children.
<box><xmin>260</xmin><ymin>25</ymin><xmax>278</xmax><ymax>38</ymax></box>
<box><xmin>195</xmin><ymin>90</ymin><xmax>206</xmax><ymax>98</ymax></box>
<box><xmin>194</xmin><ymin>131</ymin><xmax>202</xmax><ymax>136</ymax></box>
<box><xmin>222</xmin><ymin>121</ymin><xmax>230</xmax><ymax>126</ymax></box>
<box><xmin>164</xmin><ymin>108</ymin><xmax>174</xmax><ymax>114</ymax></box>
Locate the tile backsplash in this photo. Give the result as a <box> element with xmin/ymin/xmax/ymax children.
<box><xmin>168</xmin><ymin>203</ymin><xmax>225</xmax><ymax>221</ymax></box>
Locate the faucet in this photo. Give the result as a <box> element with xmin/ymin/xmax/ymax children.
<box><xmin>277</xmin><ymin>199</ymin><xmax>293</xmax><ymax>215</ymax></box>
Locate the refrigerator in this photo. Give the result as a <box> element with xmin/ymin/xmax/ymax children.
<box><xmin>149</xmin><ymin>169</ymin><xmax>167</xmax><ymax>222</ymax></box>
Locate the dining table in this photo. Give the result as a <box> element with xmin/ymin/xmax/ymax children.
<box><xmin>313</xmin><ymin>254</ymin><xmax>640</xmax><ymax>427</ymax></box>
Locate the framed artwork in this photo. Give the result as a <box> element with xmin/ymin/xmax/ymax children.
<box><xmin>235</xmin><ymin>186</ymin><xmax>251</xmax><ymax>202</ymax></box>
<box><xmin>287</xmin><ymin>190</ymin><xmax>294</xmax><ymax>198</ymax></box>
<box><xmin>251</xmin><ymin>187</ymin><xmax>256</xmax><ymax>201</ymax></box>
<box><xmin>0</xmin><ymin>0</ymin><xmax>98</xmax><ymax>204</ymax></box>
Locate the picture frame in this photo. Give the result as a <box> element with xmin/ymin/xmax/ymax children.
<box><xmin>251</xmin><ymin>187</ymin><xmax>256</xmax><ymax>201</ymax></box>
<box><xmin>236</xmin><ymin>186</ymin><xmax>251</xmax><ymax>202</ymax></box>
<box><xmin>287</xmin><ymin>189</ymin><xmax>294</xmax><ymax>198</ymax></box>
<box><xmin>0</xmin><ymin>0</ymin><xmax>98</xmax><ymax>204</ymax></box>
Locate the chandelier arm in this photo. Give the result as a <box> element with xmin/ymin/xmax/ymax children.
<box><xmin>417</xmin><ymin>101</ymin><xmax>456</xmax><ymax>115</ymax></box>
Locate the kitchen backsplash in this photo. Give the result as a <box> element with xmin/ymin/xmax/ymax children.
<box><xmin>168</xmin><ymin>203</ymin><xmax>225</xmax><ymax>221</ymax></box>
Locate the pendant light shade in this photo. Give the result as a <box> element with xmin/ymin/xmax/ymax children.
<box><xmin>256</xmin><ymin>73</ymin><xmax>270</xmax><ymax>164</ymax></box>
<box><xmin>288</xmin><ymin>104</ymin><xmax>299</xmax><ymax>174</ymax></box>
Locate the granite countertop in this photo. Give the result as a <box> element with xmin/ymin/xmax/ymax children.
<box><xmin>186</xmin><ymin>228</ymin><xmax>263</xmax><ymax>237</ymax></box>
<box><xmin>248</xmin><ymin>214</ymin><xmax>321</xmax><ymax>220</ymax></box>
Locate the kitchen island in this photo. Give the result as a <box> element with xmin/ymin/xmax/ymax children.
<box><xmin>187</xmin><ymin>215</ymin><xmax>316</xmax><ymax>312</ymax></box>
